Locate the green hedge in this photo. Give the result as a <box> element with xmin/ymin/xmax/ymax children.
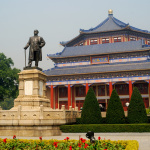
<box><xmin>75</xmin><ymin>117</ymin><xmax>128</xmax><ymax>124</ymax></box>
<box><xmin>60</xmin><ymin>124</ymin><xmax>150</xmax><ymax>132</ymax></box>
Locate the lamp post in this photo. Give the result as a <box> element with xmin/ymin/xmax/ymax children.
<box><xmin>125</xmin><ymin>102</ymin><xmax>129</xmax><ymax>111</ymax></box>
<box><xmin>125</xmin><ymin>102</ymin><xmax>129</xmax><ymax>107</ymax></box>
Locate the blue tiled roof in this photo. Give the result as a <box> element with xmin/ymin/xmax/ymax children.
<box><xmin>44</xmin><ymin>61</ymin><xmax>150</xmax><ymax>76</ymax></box>
<box><xmin>60</xmin><ymin>13</ymin><xmax>150</xmax><ymax>46</ymax></box>
<box><xmin>80</xmin><ymin>14</ymin><xmax>150</xmax><ymax>33</ymax></box>
<box><xmin>80</xmin><ymin>14</ymin><xmax>127</xmax><ymax>33</ymax></box>
<box><xmin>48</xmin><ymin>40</ymin><xmax>148</xmax><ymax>58</ymax></box>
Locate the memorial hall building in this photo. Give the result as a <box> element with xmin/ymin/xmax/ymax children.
<box><xmin>44</xmin><ymin>10</ymin><xmax>150</xmax><ymax>111</ymax></box>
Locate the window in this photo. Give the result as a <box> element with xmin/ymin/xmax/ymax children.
<box><xmin>102</xmin><ymin>38</ymin><xmax>109</xmax><ymax>44</ymax></box>
<box><xmin>115</xmin><ymin>84</ymin><xmax>129</xmax><ymax>95</ymax></box>
<box><xmin>130</xmin><ymin>37</ymin><xmax>136</xmax><ymax>41</ymax></box>
<box><xmin>114</xmin><ymin>37</ymin><xmax>121</xmax><ymax>43</ymax></box>
<box><xmin>134</xmin><ymin>83</ymin><xmax>148</xmax><ymax>94</ymax></box>
<box><xmin>75</xmin><ymin>86</ymin><xmax>86</xmax><ymax>97</ymax></box>
<box><xmin>90</xmin><ymin>39</ymin><xmax>98</xmax><ymax>45</ymax></box>
<box><xmin>147</xmin><ymin>40</ymin><xmax>150</xmax><ymax>45</ymax></box>
<box><xmin>98</xmin><ymin>85</ymin><xmax>105</xmax><ymax>96</ymax></box>
<box><xmin>59</xmin><ymin>87</ymin><xmax>68</xmax><ymax>98</ymax></box>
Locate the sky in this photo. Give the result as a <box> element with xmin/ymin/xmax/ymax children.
<box><xmin>0</xmin><ymin>0</ymin><xmax>150</xmax><ymax>71</ymax></box>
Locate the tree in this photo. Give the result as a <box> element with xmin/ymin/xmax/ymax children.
<box><xmin>127</xmin><ymin>87</ymin><xmax>148</xmax><ymax>123</ymax></box>
<box><xmin>81</xmin><ymin>87</ymin><xmax>102</xmax><ymax>124</ymax></box>
<box><xmin>0</xmin><ymin>98</ymin><xmax>14</xmax><ymax>110</ymax></box>
<box><xmin>106</xmin><ymin>89</ymin><xmax>125</xmax><ymax>124</ymax></box>
<box><xmin>0</xmin><ymin>53</ymin><xmax>20</xmax><ymax>104</ymax></box>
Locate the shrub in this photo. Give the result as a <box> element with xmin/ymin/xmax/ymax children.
<box><xmin>75</xmin><ymin>118</ymin><xmax>82</xmax><ymax>124</ymax></box>
<box><xmin>106</xmin><ymin>89</ymin><xmax>125</xmax><ymax>124</ymax></box>
<box><xmin>127</xmin><ymin>87</ymin><xmax>148</xmax><ymax>123</ymax></box>
<box><xmin>81</xmin><ymin>87</ymin><xmax>102</xmax><ymax>124</ymax></box>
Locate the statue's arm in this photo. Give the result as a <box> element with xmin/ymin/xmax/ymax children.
<box><xmin>40</xmin><ymin>37</ymin><xmax>46</xmax><ymax>48</ymax></box>
<box><xmin>24</xmin><ymin>38</ymin><xmax>31</xmax><ymax>50</ymax></box>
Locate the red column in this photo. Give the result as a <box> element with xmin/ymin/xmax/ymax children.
<box><xmin>110</xmin><ymin>37</ymin><xmax>112</xmax><ymax>43</ymax></box>
<box><xmin>146</xmin><ymin>39</ymin><xmax>148</xmax><ymax>45</ymax></box>
<box><xmin>86</xmin><ymin>83</ymin><xmax>89</xmax><ymax>94</ymax></box>
<box><xmin>55</xmin><ymin>86</ymin><xmax>58</xmax><ymax>109</ymax></box>
<box><xmin>72</xmin><ymin>86</ymin><xmax>75</xmax><ymax>108</ymax></box>
<box><xmin>109</xmin><ymin>82</ymin><xmax>113</xmax><ymax>97</ymax></box>
<box><xmin>99</xmin><ymin>38</ymin><xmax>101</xmax><ymax>44</ymax></box>
<box><xmin>68</xmin><ymin>84</ymin><xmax>71</xmax><ymax>109</ymax></box>
<box><xmin>87</xmin><ymin>39</ymin><xmax>89</xmax><ymax>45</ymax></box>
<box><xmin>129</xmin><ymin>80</ymin><xmax>133</xmax><ymax>100</ymax></box>
<box><xmin>50</xmin><ymin>85</ymin><xmax>54</xmax><ymax>109</ymax></box>
<box><xmin>123</xmin><ymin>36</ymin><xmax>125</xmax><ymax>42</ymax></box>
<box><xmin>128</xmin><ymin>35</ymin><xmax>130</xmax><ymax>41</ymax></box>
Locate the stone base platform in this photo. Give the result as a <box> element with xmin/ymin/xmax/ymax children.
<box><xmin>0</xmin><ymin>126</ymin><xmax>61</xmax><ymax>137</ymax></box>
<box><xmin>0</xmin><ymin>105</ymin><xmax>79</xmax><ymax>137</ymax></box>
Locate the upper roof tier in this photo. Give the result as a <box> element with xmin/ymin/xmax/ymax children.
<box><xmin>60</xmin><ymin>10</ymin><xmax>150</xmax><ymax>46</ymax></box>
<box><xmin>80</xmin><ymin>9</ymin><xmax>150</xmax><ymax>34</ymax></box>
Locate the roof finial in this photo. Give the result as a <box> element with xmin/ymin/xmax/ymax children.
<box><xmin>108</xmin><ymin>9</ymin><xmax>113</xmax><ymax>15</ymax></box>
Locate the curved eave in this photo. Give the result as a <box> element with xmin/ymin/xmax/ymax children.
<box><xmin>47</xmin><ymin>68</ymin><xmax>150</xmax><ymax>77</ymax></box>
<box><xmin>60</xmin><ymin>27</ymin><xmax>150</xmax><ymax>47</ymax></box>
<box><xmin>123</xmin><ymin>26</ymin><xmax>150</xmax><ymax>34</ymax></box>
<box><xmin>47</xmin><ymin>47</ymin><xmax>150</xmax><ymax>59</ymax></box>
<box><xmin>81</xmin><ymin>26</ymin><xmax>150</xmax><ymax>35</ymax></box>
<box><xmin>60</xmin><ymin>33</ymin><xmax>82</xmax><ymax>46</ymax></box>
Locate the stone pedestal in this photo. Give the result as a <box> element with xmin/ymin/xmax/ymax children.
<box><xmin>0</xmin><ymin>69</ymin><xmax>78</xmax><ymax>137</ymax></box>
<box><xmin>13</xmin><ymin>69</ymin><xmax>49</xmax><ymax>110</ymax></box>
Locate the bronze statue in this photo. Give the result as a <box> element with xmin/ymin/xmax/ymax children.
<box><xmin>24</xmin><ymin>30</ymin><xmax>45</xmax><ymax>67</ymax></box>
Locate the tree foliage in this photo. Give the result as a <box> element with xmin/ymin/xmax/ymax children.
<box><xmin>0</xmin><ymin>98</ymin><xmax>14</xmax><ymax>110</ymax></box>
<box><xmin>81</xmin><ymin>87</ymin><xmax>102</xmax><ymax>124</ymax></box>
<box><xmin>106</xmin><ymin>89</ymin><xmax>125</xmax><ymax>124</ymax></box>
<box><xmin>127</xmin><ymin>87</ymin><xmax>148</xmax><ymax>123</ymax></box>
<box><xmin>0</xmin><ymin>53</ymin><xmax>20</xmax><ymax>103</ymax></box>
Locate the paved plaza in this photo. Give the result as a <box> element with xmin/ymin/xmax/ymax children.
<box><xmin>0</xmin><ymin>132</ymin><xmax>149</xmax><ymax>150</ymax></box>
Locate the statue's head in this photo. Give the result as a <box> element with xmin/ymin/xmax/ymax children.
<box><xmin>34</xmin><ymin>30</ymin><xmax>39</xmax><ymax>35</ymax></box>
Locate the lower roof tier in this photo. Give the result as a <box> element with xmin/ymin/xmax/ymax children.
<box><xmin>45</xmin><ymin>61</ymin><xmax>150</xmax><ymax>76</ymax></box>
<box><xmin>48</xmin><ymin>39</ymin><xmax>149</xmax><ymax>59</ymax></box>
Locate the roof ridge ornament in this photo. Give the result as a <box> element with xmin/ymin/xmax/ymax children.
<box><xmin>108</xmin><ymin>9</ymin><xmax>113</xmax><ymax>16</ymax></box>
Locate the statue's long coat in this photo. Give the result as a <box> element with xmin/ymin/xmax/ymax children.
<box><xmin>25</xmin><ymin>36</ymin><xmax>45</xmax><ymax>61</ymax></box>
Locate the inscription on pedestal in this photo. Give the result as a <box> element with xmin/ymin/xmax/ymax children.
<box><xmin>39</xmin><ymin>81</ymin><xmax>43</xmax><ymax>96</ymax></box>
<box><xmin>25</xmin><ymin>81</ymin><xmax>33</xmax><ymax>95</ymax></box>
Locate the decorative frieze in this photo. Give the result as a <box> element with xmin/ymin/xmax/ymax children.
<box><xmin>47</xmin><ymin>70</ymin><xmax>150</xmax><ymax>83</ymax></box>
<box><xmin>52</xmin><ymin>56</ymin><xmax>90</xmax><ymax>64</ymax></box>
<box><xmin>52</xmin><ymin>51</ymin><xmax>149</xmax><ymax>68</ymax></box>
<box><xmin>109</xmin><ymin>51</ymin><xmax>148</xmax><ymax>59</ymax></box>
